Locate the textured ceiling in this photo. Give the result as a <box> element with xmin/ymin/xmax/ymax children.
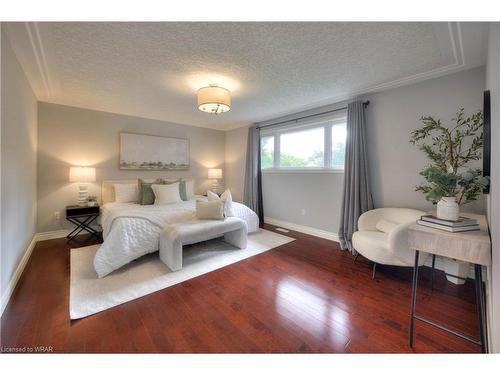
<box><xmin>5</xmin><ymin>22</ymin><xmax>488</xmax><ymax>130</ymax></box>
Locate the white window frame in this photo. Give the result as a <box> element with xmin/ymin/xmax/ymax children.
<box><xmin>260</xmin><ymin>113</ymin><xmax>347</xmax><ymax>173</ymax></box>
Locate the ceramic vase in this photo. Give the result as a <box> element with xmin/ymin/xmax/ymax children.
<box><xmin>436</xmin><ymin>196</ymin><xmax>459</xmax><ymax>221</ymax></box>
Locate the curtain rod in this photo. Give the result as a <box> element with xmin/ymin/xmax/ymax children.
<box><xmin>256</xmin><ymin>100</ymin><xmax>370</xmax><ymax>130</ymax></box>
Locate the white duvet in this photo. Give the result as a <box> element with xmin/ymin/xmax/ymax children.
<box><xmin>94</xmin><ymin>197</ymin><xmax>259</xmax><ymax>277</ymax></box>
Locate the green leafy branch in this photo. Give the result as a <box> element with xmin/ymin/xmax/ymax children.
<box><xmin>410</xmin><ymin>108</ymin><xmax>489</xmax><ymax>205</ymax></box>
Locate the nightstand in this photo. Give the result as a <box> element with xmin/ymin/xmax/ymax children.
<box><xmin>66</xmin><ymin>205</ymin><xmax>101</xmax><ymax>242</ymax></box>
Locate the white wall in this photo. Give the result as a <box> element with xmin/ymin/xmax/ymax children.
<box><xmin>0</xmin><ymin>29</ymin><xmax>38</xmax><ymax>299</ymax></box>
<box><xmin>486</xmin><ymin>22</ymin><xmax>500</xmax><ymax>353</ymax></box>
<box><xmin>37</xmin><ymin>102</ymin><xmax>226</xmax><ymax>233</ymax></box>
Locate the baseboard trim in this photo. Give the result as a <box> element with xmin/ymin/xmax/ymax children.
<box><xmin>0</xmin><ymin>235</ymin><xmax>37</xmax><ymax>317</ymax></box>
<box><xmin>264</xmin><ymin>217</ymin><xmax>339</xmax><ymax>242</ymax></box>
<box><xmin>1</xmin><ymin>225</ymin><xmax>102</xmax><ymax>317</ymax></box>
<box><xmin>35</xmin><ymin>229</ymin><xmax>71</xmax><ymax>241</ymax></box>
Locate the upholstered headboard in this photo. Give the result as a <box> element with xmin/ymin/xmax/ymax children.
<box><xmin>101</xmin><ymin>178</ymin><xmax>191</xmax><ymax>204</ymax></box>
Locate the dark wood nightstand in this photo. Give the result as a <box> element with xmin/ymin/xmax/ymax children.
<box><xmin>66</xmin><ymin>205</ymin><xmax>101</xmax><ymax>242</ymax></box>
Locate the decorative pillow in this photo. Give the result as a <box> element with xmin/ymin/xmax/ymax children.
<box><xmin>376</xmin><ymin>219</ymin><xmax>399</xmax><ymax>234</ymax></box>
<box><xmin>207</xmin><ymin>189</ymin><xmax>234</xmax><ymax>217</ymax></box>
<box><xmin>152</xmin><ymin>182</ymin><xmax>182</xmax><ymax>205</ymax></box>
<box><xmin>138</xmin><ymin>178</ymin><xmax>163</xmax><ymax>205</ymax></box>
<box><xmin>179</xmin><ymin>179</ymin><xmax>194</xmax><ymax>201</ymax></box>
<box><xmin>114</xmin><ymin>183</ymin><xmax>139</xmax><ymax>203</ymax></box>
<box><xmin>195</xmin><ymin>200</ymin><xmax>224</xmax><ymax>220</ymax></box>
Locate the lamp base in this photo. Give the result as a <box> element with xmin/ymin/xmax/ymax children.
<box><xmin>211</xmin><ymin>180</ymin><xmax>219</xmax><ymax>195</ymax></box>
<box><xmin>78</xmin><ymin>184</ymin><xmax>89</xmax><ymax>206</ymax></box>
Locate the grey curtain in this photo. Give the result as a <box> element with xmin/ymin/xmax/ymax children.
<box><xmin>338</xmin><ymin>101</ymin><xmax>373</xmax><ymax>253</ymax></box>
<box><xmin>243</xmin><ymin>125</ymin><xmax>264</xmax><ymax>223</ymax></box>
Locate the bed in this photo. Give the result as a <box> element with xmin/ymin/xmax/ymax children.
<box><xmin>93</xmin><ymin>180</ymin><xmax>259</xmax><ymax>277</ymax></box>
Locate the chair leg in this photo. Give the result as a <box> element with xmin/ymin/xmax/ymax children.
<box><xmin>372</xmin><ymin>263</ymin><xmax>377</xmax><ymax>279</ymax></box>
<box><xmin>354</xmin><ymin>253</ymin><xmax>360</xmax><ymax>263</ymax></box>
<box><xmin>431</xmin><ymin>254</ymin><xmax>436</xmax><ymax>290</ymax></box>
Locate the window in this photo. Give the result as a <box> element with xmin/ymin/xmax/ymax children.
<box><xmin>280</xmin><ymin>127</ymin><xmax>324</xmax><ymax>167</ymax></box>
<box><xmin>331</xmin><ymin>123</ymin><xmax>347</xmax><ymax>169</ymax></box>
<box><xmin>261</xmin><ymin>135</ymin><xmax>275</xmax><ymax>169</ymax></box>
<box><xmin>260</xmin><ymin>115</ymin><xmax>346</xmax><ymax>171</ymax></box>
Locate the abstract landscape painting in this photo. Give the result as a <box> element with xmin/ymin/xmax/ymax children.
<box><xmin>120</xmin><ymin>132</ymin><xmax>189</xmax><ymax>170</ymax></box>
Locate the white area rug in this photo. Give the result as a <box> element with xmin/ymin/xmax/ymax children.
<box><xmin>70</xmin><ymin>229</ymin><xmax>293</xmax><ymax>319</ymax></box>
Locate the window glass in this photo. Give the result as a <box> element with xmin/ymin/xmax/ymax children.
<box><xmin>280</xmin><ymin>127</ymin><xmax>324</xmax><ymax>168</ymax></box>
<box><xmin>331</xmin><ymin>123</ymin><xmax>347</xmax><ymax>169</ymax></box>
<box><xmin>260</xmin><ymin>135</ymin><xmax>274</xmax><ymax>169</ymax></box>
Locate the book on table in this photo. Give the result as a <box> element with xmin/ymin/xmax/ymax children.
<box><xmin>416</xmin><ymin>219</ymin><xmax>480</xmax><ymax>232</ymax></box>
<box><xmin>420</xmin><ymin>214</ymin><xmax>478</xmax><ymax>227</ymax></box>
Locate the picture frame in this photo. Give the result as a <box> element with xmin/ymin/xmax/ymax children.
<box><xmin>119</xmin><ymin>132</ymin><xmax>190</xmax><ymax>170</ymax></box>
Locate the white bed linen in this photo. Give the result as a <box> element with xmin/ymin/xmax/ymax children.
<box><xmin>94</xmin><ymin>196</ymin><xmax>259</xmax><ymax>277</ymax></box>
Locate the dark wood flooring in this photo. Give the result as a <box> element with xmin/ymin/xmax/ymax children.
<box><xmin>0</xmin><ymin>225</ymin><xmax>481</xmax><ymax>353</ymax></box>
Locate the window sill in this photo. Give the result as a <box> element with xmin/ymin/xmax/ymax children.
<box><xmin>261</xmin><ymin>168</ymin><xmax>344</xmax><ymax>174</ymax></box>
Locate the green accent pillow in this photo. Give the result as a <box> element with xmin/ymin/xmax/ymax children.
<box><xmin>179</xmin><ymin>180</ymin><xmax>188</xmax><ymax>201</ymax></box>
<box><xmin>138</xmin><ymin>178</ymin><xmax>163</xmax><ymax>205</ymax></box>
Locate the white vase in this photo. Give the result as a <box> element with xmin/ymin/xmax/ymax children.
<box><xmin>436</xmin><ymin>196</ymin><xmax>459</xmax><ymax>221</ymax></box>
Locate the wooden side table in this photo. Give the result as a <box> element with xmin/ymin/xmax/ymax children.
<box><xmin>407</xmin><ymin>214</ymin><xmax>491</xmax><ymax>353</ymax></box>
<box><xmin>66</xmin><ymin>205</ymin><xmax>101</xmax><ymax>242</ymax></box>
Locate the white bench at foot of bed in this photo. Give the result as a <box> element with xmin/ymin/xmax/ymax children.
<box><xmin>159</xmin><ymin>217</ymin><xmax>248</xmax><ymax>271</ymax></box>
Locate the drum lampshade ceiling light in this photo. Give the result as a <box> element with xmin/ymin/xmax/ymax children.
<box><xmin>197</xmin><ymin>85</ymin><xmax>231</xmax><ymax>114</ymax></box>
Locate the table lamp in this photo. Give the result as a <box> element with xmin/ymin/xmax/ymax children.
<box><xmin>69</xmin><ymin>167</ymin><xmax>96</xmax><ymax>206</ymax></box>
<box><xmin>208</xmin><ymin>168</ymin><xmax>223</xmax><ymax>194</ymax></box>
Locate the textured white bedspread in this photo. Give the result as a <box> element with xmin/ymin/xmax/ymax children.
<box><xmin>94</xmin><ymin>197</ymin><xmax>259</xmax><ymax>277</ymax></box>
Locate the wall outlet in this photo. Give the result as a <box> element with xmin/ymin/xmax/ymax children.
<box><xmin>54</xmin><ymin>211</ymin><xmax>61</xmax><ymax>220</ymax></box>
<box><xmin>300</xmin><ymin>209</ymin><xmax>306</xmax><ymax>216</ymax></box>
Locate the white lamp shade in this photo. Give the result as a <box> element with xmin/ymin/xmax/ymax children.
<box><xmin>69</xmin><ymin>167</ymin><xmax>96</xmax><ymax>182</ymax></box>
<box><xmin>208</xmin><ymin>168</ymin><xmax>223</xmax><ymax>179</ymax></box>
<box><xmin>197</xmin><ymin>86</ymin><xmax>231</xmax><ymax>114</ymax></box>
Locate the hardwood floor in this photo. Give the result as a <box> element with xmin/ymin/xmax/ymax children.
<box><xmin>1</xmin><ymin>225</ymin><xmax>481</xmax><ymax>353</ymax></box>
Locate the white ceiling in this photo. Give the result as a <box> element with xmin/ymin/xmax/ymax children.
<box><xmin>4</xmin><ymin>22</ymin><xmax>489</xmax><ymax>131</ymax></box>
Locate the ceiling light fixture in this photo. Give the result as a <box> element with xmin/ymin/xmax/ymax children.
<box><xmin>197</xmin><ymin>84</ymin><xmax>231</xmax><ymax>114</ymax></box>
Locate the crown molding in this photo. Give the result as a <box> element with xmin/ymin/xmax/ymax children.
<box><xmin>24</xmin><ymin>22</ymin><xmax>53</xmax><ymax>99</ymax></box>
<box><xmin>250</xmin><ymin>22</ymin><xmax>474</xmax><ymax>129</ymax></box>
<box><xmin>10</xmin><ymin>21</ymin><xmax>482</xmax><ymax>132</ymax></box>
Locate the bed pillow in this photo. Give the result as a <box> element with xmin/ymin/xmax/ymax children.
<box><xmin>375</xmin><ymin>219</ymin><xmax>399</xmax><ymax>234</ymax></box>
<box><xmin>114</xmin><ymin>183</ymin><xmax>139</xmax><ymax>203</ymax></box>
<box><xmin>207</xmin><ymin>189</ymin><xmax>234</xmax><ymax>217</ymax></box>
<box><xmin>195</xmin><ymin>200</ymin><xmax>224</xmax><ymax>220</ymax></box>
<box><xmin>179</xmin><ymin>179</ymin><xmax>194</xmax><ymax>201</ymax></box>
<box><xmin>138</xmin><ymin>178</ymin><xmax>163</xmax><ymax>205</ymax></box>
<box><xmin>152</xmin><ymin>182</ymin><xmax>182</xmax><ymax>205</ymax></box>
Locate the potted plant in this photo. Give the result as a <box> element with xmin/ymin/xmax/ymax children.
<box><xmin>410</xmin><ymin>108</ymin><xmax>489</xmax><ymax>221</ymax></box>
<box><xmin>87</xmin><ymin>195</ymin><xmax>98</xmax><ymax>207</ymax></box>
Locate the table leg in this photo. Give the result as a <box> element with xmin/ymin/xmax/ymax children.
<box><xmin>474</xmin><ymin>264</ymin><xmax>487</xmax><ymax>353</ymax></box>
<box><xmin>66</xmin><ymin>216</ymin><xmax>94</xmax><ymax>238</ymax></box>
<box><xmin>408</xmin><ymin>250</ymin><xmax>420</xmax><ymax>347</ymax></box>
<box><xmin>66</xmin><ymin>215</ymin><xmax>99</xmax><ymax>241</ymax></box>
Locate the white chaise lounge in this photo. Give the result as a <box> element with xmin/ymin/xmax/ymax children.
<box><xmin>159</xmin><ymin>217</ymin><xmax>248</xmax><ymax>271</ymax></box>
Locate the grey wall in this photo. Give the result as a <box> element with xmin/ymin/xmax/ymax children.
<box><xmin>486</xmin><ymin>23</ymin><xmax>500</xmax><ymax>353</ymax></box>
<box><xmin>365</xmin><ymin>66</ymin><xmax>486</xmax><ymax>214</ymax></box>
<box><xmin>37</xmin><ymin>103</ymin><xmax>226</xmax><ymax>232</ymax></box>
<box><xmin>225</xmin><ymin>67</ymin><xmax>487</xmax><ymax>235</ymax></box>
<box><xmin>1</xmin><ymin>30</ymin><xmax>38</xmax><ymax>297</ymax></box>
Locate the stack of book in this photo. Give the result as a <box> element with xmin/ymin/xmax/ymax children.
<box><xmin>417</xmin><ymin>214</ymin><xmax>480</xmax><ymax>232</ymax></box>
